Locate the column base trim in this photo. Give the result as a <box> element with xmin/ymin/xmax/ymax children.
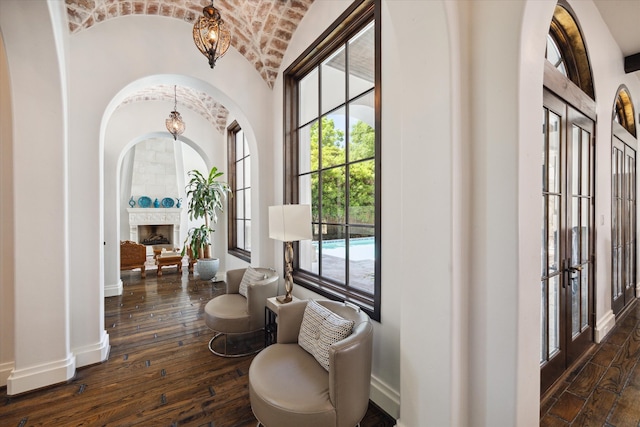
<box><xmin>74</xmin><ymin>331</ymin><xmax>110</xmax><ymax>367</ymax></box>
<box><xmin>105</xmin><ymin>279</ymin><xmax>123</xmax><ymax>297</ymax></box>
<box><xmin>595</xmin><ymin>309</ymin><xmax>616</xmax><ymax>343</ymax></box>
<box><xmin>7</xmin><ymin>354</ymin><xmax>76</xmax><ymax>395</ymax></box>
<box><xmin>0</xmin><ymin>361</ymin><xmax>15</xmax><ymax>387</ymax></box>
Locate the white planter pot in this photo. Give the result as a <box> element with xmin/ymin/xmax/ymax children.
<box><xmin>197</xmin><ymin>258</ymin><xmax>219</xmax><ymax>281</ymax></box>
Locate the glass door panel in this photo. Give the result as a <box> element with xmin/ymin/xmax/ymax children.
<box><xmin>541</xmin><ymin>90</ymin><xmax>595</xmax><ymax>394</ymax></box>
<box><xmin>611</xmin><ymin>130</ymin><xmax>637</xmax><ymax>315</ymax></box>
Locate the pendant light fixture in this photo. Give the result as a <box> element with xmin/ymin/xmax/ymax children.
<box><xmin>192</xmin><ymin>0</ymin><xmax>231</xmax><ymax>69</ymax></box>
<box><xmin>166</xmin><ymin>85</ymin><xmax>185</xmax><ymax>140</ymax></box>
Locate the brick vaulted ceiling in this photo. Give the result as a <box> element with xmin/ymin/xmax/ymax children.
<box><xmin>65</xmin><ymin>0</ymin><xmax>315</xmax><ymax>133</ymax></box>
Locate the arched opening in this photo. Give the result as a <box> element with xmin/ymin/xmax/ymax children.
<box><xmin>611</xmin><ymin>86</ymin><xmax>638</xmax><ymax>316</ymax></box>
<box><xmin>541</xmin><ymin>0</ymin><xmax>596</xmax><ymax>395</ymax></box>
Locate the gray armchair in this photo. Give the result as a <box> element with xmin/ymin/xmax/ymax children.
<box><xmin>248</xmin><ymin>300</ymin><xmax>373</xmax><ymax>427</ymax></box>
<box><xmin>204</xmin><ymin>267</ymin><xmax>278</xmax><ymax>357</ymax></box>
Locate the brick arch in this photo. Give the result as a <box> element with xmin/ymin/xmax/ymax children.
<box><xmin>120</xmin><ymin>85</ymin><xmax>230</xmax><ymax>134</ymax></box>
<box><xmin>65</xmin><ymin>0</ymin><xmax>314</xmax><ymax>89</ymax></box>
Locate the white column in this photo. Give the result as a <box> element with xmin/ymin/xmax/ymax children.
<box><xmin>0</xmin><ymin>0</ymin><xmax>75</xmax><ymax>394</ymax></box>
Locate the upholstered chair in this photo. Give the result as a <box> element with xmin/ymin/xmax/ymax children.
<box><xmin>248</xmin><ymin>299</ymin><xmax>373</xmax><ymax>427</ymax></box>
<box><xmin>204</xmin><ymin>267</ymin><xmax>278</xmax><ymax>357</ymax></box>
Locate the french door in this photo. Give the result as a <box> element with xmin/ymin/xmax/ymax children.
<box><xmin>611</xmin><ymin>126</ymin><xmax>637</xmax><ymax>315</ymax></box>
<box><xmin>540</xmin><ymin>89</ymin><xmax>595</xmax><ymax>394</ymax></box>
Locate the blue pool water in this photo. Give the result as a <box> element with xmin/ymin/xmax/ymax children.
<box><xmin>313</xmin><ymin>237</ymin><xmax>374</xmax><ymax>261</ymax></box>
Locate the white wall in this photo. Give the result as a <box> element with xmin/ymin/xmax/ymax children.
<box><xmin>0</xmin><ymin>26</ymin><xmax>16</xmax><ymax>388</ymax></box>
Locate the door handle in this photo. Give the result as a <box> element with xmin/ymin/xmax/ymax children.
<box><xmin>568</xmin><ymin>265</ymin><xmax>583</xmax><ymax>273</ymax></box>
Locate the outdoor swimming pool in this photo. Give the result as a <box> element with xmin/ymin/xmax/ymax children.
<box><xmin>313</xmin><ymin>237</ymin><xmax>375</xmax><ymax>261</ymax></box>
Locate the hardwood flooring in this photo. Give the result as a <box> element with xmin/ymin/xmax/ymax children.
<box><xmin>541</xmin><ymin>299</ymin><xmax>640</xmax><ymax>426</ymax></box>
<box><xmin>0</xmin><ymin>269</ymin><xmax>396</xmax><ymax>427</ymax></box>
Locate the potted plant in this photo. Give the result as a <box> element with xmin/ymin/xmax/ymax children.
<box><xmin>181</xmin><ymin>166</ymin><xmax>230</xmax><ymax>280</ymax></box>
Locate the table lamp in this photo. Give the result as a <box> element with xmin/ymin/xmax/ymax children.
<box><xmin>269</xmin><ymin>204</ymin><xmax>312</xmax><ymax>303</ymax></box>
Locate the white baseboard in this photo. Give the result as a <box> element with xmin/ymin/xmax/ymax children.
<box><xmin>370</xmin><ymin>374</ymin><xmax>400</xmax><ymax>420</ymax></box>
<box><xmin>105</xmin><ymin>279</ymin><xmax>123</xmax><ymax>297</ymax></box>
<box><xmin>636</xmin><ymin>282</ymin><xmax>640</xmax><ymax>296</ymax></box>
<box><xmin>595</xmin><ymin>309</ymin><xmax>616</xmax><ymax>343</ymax></box>
<box><xmin>73</xmin><ymin>331</ymin><xmax>110</xmax><ymax>367</ymax></box>
<box><xmin>0</xmin><ymin>361</ymin><xmax>15</xmax><ymax>387</ymax></box>
<box><xmin>6</xmin><ymin>354</ymin><xmax>75</xmax><ymax>395</ymax></box>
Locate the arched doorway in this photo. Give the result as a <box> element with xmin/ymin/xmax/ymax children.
<box><xmin>611</xmin><ymin>86</ymin><xmax>637</xmax><ymax>315</ymax></box>
<box><xmin>540</xmin><ymin>1</ymin><xmax>597</xmax><ymax>394</ymax></box>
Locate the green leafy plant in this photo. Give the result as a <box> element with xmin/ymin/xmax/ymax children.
<box><xmin>181</xmin><ymin>166</ymin><xmax>231</xmax><ymax>259</ymax></box>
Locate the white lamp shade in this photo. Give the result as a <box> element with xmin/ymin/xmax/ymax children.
<box><xmin>269</xmin><ymin>205</ymin><xmax>312</xmax><ymax>242</ymax></box>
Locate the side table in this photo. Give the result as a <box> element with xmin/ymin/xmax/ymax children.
<box><xmin>264</xmin><ymin>296</ymin><xmax>300</xmax><ymax>347</ymax></box>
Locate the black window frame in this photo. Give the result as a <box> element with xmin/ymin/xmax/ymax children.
<box><xmin>283</xmin><ymin>0</ymin><xmax>381</xmax><ymax>321</ymax></box>
<box><xmin>227</xmin><ymin>120</ymin><xmax>251</xmax><ymax>262</ymax></box>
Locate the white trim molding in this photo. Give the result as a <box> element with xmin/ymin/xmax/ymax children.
<box><xmin>0</xmin><ymin>361</ymin><xmax>15</xmax><ymax>387</ymax></box>
<box><xmin>7</xmin><ymin>354</ymin><xmax>76</xmax><ymax>395</ymax></box>
<box><xmin>105</xmin><ymin>279</ymin><xmax>123</xmax><ymax>297</ymax></box>
<box><xmin>370</xmin><ymin>374</ymin><xmax>400</xmax><ymax>420</ymax></box>
<box><xmin>595</xmin><ymin>309</ymin><xmax>616</xmax><ymax>343</ymax></box>
<box><xmin>74</xmin><ymin>331</ymin><xmax>110</xmax><ymax>367</ymax></box>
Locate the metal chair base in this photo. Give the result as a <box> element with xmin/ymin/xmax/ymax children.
<box><xmin>208</xmin><ymin>330</ymin><xmax>264</xmax><ymax>358</ymax></box>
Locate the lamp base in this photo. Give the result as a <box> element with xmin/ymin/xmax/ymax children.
<box><xmin>276</xmin><ymin>294</ymin><xmax>293</xmax><ymax>304</ymax></box>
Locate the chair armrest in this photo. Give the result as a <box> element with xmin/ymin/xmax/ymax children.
<box><xmin>225</xmin><ymin>268</ymin><xmax>246</xmax><ymax>294</ymax></box>
<box><xmin>329</xmin><ymin>319</ymin><xmax>373</xmax><ymax>427</ymax></box>
<box><xmin>246</xmin><ymin>277</ymin><xmax>279</xmax><ymax>330</ymax></box>
<box><xmin>276</xmin><ymin>300</ymin><xmax>308</xmax><ymax>344</ymax></box>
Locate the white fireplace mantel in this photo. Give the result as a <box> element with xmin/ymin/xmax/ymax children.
<box><xmin>127</xmin><ymin>208</ymin><xmax>182</xmax><ymax>246</ymax></box>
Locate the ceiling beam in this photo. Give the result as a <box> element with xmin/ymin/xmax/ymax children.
<box><xmin>624</xmin><ymin>52</ymin><xmax>640</xmax><ymax>73</ymax></box>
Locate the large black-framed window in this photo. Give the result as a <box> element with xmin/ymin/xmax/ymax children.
<box><xmin>283</xmin><ymin>0</ymin><xmax>381</xmax><ymax>321</ymax></box>
<box><xmin>227</xmin><ymin>121</ymin><xmax>251</xmax><ymax>262</ymax></box>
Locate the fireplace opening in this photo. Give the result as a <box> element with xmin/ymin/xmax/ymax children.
<box><xmin>138</xmin><ymin>225</ymin><xmax>173</xmax><ymax>246</ymax></box>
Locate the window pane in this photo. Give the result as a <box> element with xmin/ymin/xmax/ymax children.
<box><xmin>245</xmin><ymin>188</ymin><xmax>251</xmax><ymax>220</ymax></box>
<box><xmin>236</xmin><ymin>160</ymin><xmax>244</xmax><ymax>189</ymax></box>
<box><xmin>572</xmin><ymin>125</ymin><xmax>580</xmax><ymax>195</ymax></box>
<box><xmin>571</xmin><ymin>197</ymin><xmax>579</xmax><ymax>266</ymax></box>
<box><xmin>299</xmin><ymin>172</ymin><xmax>314</xmax><ymax>210</ymax></box>
<box><xmin>542</xmin><ymin>196</ymin><xmax>547</xmax><ymax>277</ymax></box>
<box><xmin>321</xmin><ymin>112</ymin><xmax>346</xmax><ymax>168</ymax></box>
<box><xmin>300</xmin><ymin>68</ymin><xmax>319</xmax><ymax>125</ymax></box>
<box><xmin>321</xmin><ymin>225</ymin><xmax>346</xmax><ymax>283</ymax></box>
<box><xmin>581</xmin><ymin>199</ymin><xmax>589</xmax><ymax>263</ymax></box>
<box><xmin>549</xmin><ymin>275</ymin><xmax>560</xmax><ymax>357</ymax></box>
<box><xmin>548</xmin><ymin>112</ymin><xmax>560</xmax><ymax>193</ymax></box>
<box><xmin>349</xmin><ymin>91</ymin><xmax>375</xmax><ymax>162</ymax></box>
<box><xmin>236</xmin><ymin>220</ymin><xmax>244</xmax><ymax>250</ymax></box>
<box><xmin>571</xmin><ymin>267</ymin><xmax>580</xmax><ymax>337</ymax></box>
<box><xmin>581</xmin><ymin>265</ymin><xmax>589</xmax><ymax>330</ymax></box>
<box><xmin>236</xmin><ymin>130</ymin><xmax>244</xmax><ymax>160</ymax></box>
<box><xmin>349</xmin><ymin>159</ymin><xmax>375</xmax><ymax>225</ymax></box>
<box><xmin>322</xmin><ymin>166</ymin><xmax>346</xmax><ymax>224</ymax></box>
<box><xmin>348</xmin><ymin>22</ymin><xmax>375</xmax><ymax>99</ymax></box>
<box><xmin>244</xmin><ymin>156</ymin><xmax>251</xmax><ymax>187</ymax></box>
<box><xmin>245</xmin><ymin>219</ymin><xmax>251</xmax><ymax>251</ymax></box>
<box><xmin>235</xmin><ymin>189</ymin><xmax>244</xmax><ymax>219</ymax></box>
<box><xmin>321</xmin><ymin>46</ymin><xmax>346</xmax><ymax>114</ymax></box>
<box><xmin>548</xmin><ymin>195</ymin><xmax>560</xmax><ymax>273</ymax></box>
<box><xmin>541</xmin><ymin>280</ymin><xmax>547</xmax><ymax>363</ymax></box>
<box><xmin>348</xmin><ymin>227</ymin><xmax>374</xmax><ymax>295</ymax></box>
<box><xmin>582</xmin><ymin>129</ymin><xmax>590</xmax><ymax>195</ymax></box>
<box><xmin>299</xmin><ymin>120</ymin><xmax>318</xmax><ymax>174</ymax></box>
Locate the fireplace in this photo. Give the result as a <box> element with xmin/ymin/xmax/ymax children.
<box><xmin>138</xmin><ymin>225</ymin><xmax>173</xmax><ymax>245</ymax></box>
<box><xmin>128</xmin><ymin>207</ymin><xmax>182</xmax><ymax>248</ymax></box>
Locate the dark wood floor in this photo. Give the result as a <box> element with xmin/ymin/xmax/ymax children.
<box><xmin>541</xmin><ymin>299</ymin><xmax>640</xmax><ymax>426</ymax></box>
<box><xmin>0</xmin><ymin>268</ymin><xmax>396</xmax><ymax>427</ymax></box>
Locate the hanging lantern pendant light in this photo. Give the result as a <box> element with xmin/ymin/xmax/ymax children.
<box><xmin>166</xmin><ymin>85</ymin><xmax>185</xmax><ymax>140</ymax></box>
<box><xmin>193</xmin><ymin>1</ymin><xmax>231</xmax><ymax>69</ymax></box>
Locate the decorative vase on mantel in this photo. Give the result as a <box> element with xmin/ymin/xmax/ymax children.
<box><xmin>153</xmin><ymin>198</ymin><xmax>160</xmax><ymax>208</ymax></box>
<box><xmin>129</xmin><ymin>196</ymin><xmax>136</xmax><ymax>208</ymax></box>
